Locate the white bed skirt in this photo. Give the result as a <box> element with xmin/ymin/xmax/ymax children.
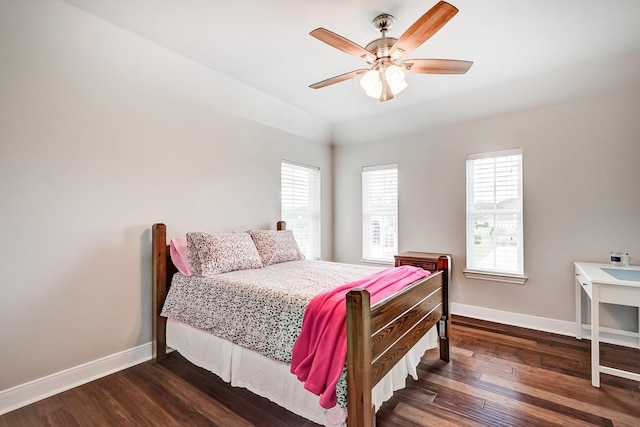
<box><xmin>166</xmin><ymin>319</ymin><xmax>437</xmax><ymax>426</ymax></box>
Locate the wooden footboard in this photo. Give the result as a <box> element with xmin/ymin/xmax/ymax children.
<box><xmin>346</xmin><ymin>270</ymin><xmax>447</xmax><ymax>426</ymax></box>
<box><xmin>151</xmin><ymin>223</ymin><xmax>449</xmax><ymax>427</ymax></box>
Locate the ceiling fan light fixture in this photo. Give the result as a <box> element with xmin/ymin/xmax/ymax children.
<box><xmin>360</xmin><ymin>65</ymin><xmax>408</xmax><ymax>100</ymax></box>
<box><xmin>360</xmin><ymin>69</ymin><xmax>382</xmax><ymax>98</ymax></box>
<box><xmin>385</xmin><ymin>64</ymin><xmax>408</xmax><ymax>95</ymax></box>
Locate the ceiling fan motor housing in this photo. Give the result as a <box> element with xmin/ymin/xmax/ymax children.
<box><xmin>365</xmin><ymin>37</ymin><xmax>397</xmax><ymax>61</ymax></box>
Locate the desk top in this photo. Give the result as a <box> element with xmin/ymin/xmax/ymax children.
<box><xmin>575</xmin><ymin>262</ymin><xmax>640</xmax><ymax>287</ymax></box>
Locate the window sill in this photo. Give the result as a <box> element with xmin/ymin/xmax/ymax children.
<box><xmin>463</xmin><ymin>269</ymin><xmax>528</xmax><ymax>285</ymax></box>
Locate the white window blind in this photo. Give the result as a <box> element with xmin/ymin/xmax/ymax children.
<box><xmin>466</xmin><ymin>149</ymin><xmax>524</xmax><ymax>276</ymax></box>
<box><xmin>281</xmin><ymin>161</ymin><xmax>321</xmax><ymax>260</ymax></box>
<box><xmin>362</xmin><ymin>164</ymin><xmax>398</xmax><ymax>262</ymax></box>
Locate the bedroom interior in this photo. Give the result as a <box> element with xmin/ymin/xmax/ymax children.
<box><xmin>1</xmin><ymin>0</ymin><xmax>639</xmax><ymax>425</ymax></box>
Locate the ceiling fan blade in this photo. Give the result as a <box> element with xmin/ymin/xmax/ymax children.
<box><xmin>309</xmin><ymin>69</ymin><xmax>369</xmax><ymax>89</ymax></box>
<box><xmin>389</xmin><ymin>1</ymin><xmax>459</xmax><ymax>59</ymax></box>
<box><xmin>401</xmin><ymin>59</ymin><xmax>473</xmax><ymax>74</ymax></box>
<box><xmin>310</xmin><ymin>28</ymin><xmax>374</xmax><ymax>62</ymax></box>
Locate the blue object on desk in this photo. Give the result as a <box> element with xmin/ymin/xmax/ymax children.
<box><xmin>601</xmin><ymin>268</ymin><xmax>640</xmax><ymax>282</ymax></box>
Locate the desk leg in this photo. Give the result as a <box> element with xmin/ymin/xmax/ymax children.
<box><xmin>591</xmin><ymin>285</ymin><xmax>600</xmax><ymax>387</ymax></box>
<box><xmin>575</xmin><ymin>277</ymin><xmax>582</xmax><ymax>339</ymax></box>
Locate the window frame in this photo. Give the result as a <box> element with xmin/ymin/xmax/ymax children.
<box><xmin>280</xmin><ymin>160</ymin><xmax>321</xmax><ymax>260</ymax></box>
<box><xmin>463</xmin><ymin>149</ymin><xmax>527</xmax><ymax>284</ymax></box>
<box><xmin>362</xmin><ymin>163</ymin><xmax>398</xmax><ymax>264</ymax></box>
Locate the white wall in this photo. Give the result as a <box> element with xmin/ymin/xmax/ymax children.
<box><xmin>334</xmin><ymin>89</ymin><xmax>640</xmax><ymax>331</ymax></box>
<box><xmin>0</xmin><ymin>0</ymin><xmax>331</xmax><ymax>392</ymax></box>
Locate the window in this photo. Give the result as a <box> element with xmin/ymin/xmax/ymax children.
<box><xmin>281</xmin><ymin>161</ymin><xmax>320</xmax><ymax>260</ymax></box>
<box><xmin>362</xmin><ymin>164</ymin><xmax>398</xmax><ymax>263</ymax></box>
<box><xmin>465</xmin><ymin>149</ymin><xmax>526</xmax><ymax>284</ymax></box>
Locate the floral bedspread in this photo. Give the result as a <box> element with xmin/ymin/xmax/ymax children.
<box><xmin>161</xmin><ymin>260</ymin><xmax>381</xmax><ymax>408</ymax></box>
<box><xmin>161</xmin><ymin>259</ymin><xmax>381</xmax><ymax>386</ymax></box>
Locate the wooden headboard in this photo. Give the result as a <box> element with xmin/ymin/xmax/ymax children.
<box><xmin>151</xmin><ymin>221</ymin><xmax>287</xmax><ymax>360</ymax></box>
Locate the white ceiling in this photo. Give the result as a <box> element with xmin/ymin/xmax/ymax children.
<box><xmin>61</xmin><ymin>0</ymin><xmax>640</xmax><ymax>144</ymax></box>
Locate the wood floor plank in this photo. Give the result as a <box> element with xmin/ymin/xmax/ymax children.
<box><xmin>40</xmin><ymin>407</ymin><xmax>80</xmax><ymax>427</ymax></box>
<box><xmin>453</xmin><ymin>337</ymin><xmax>591</xmax><ymax>380</ymax></box>
<box><xmin>419</xmin><ymin>370</ymin><xmax>609</xmax><ymax>427</ymax></box>
<box><xmin>56</xmin><ymin>381</ymin><xmax>137</xmax><ymax>426</ymax></box>
<box><xmin>453</xmin><ymin>324</ymin><xmax>540</xmax><ymax>349</ymax></box>
<box><xmin>0</xmin><ymin>394</ymin><xmax>66</xmax><ymax>427</ymax></box>
<box><xmin>480</xmin><ymin>372</ymin><xmax>639</xmax><ymax>426</ymax></box>
<box><xmin>451</xmin><ymin>345</ymin><xmax>474</xmax><ymax>357</ymax></box>
<box><xmin>122</xmin><ymin>363</ymin><xmax>226</xmax><ymax>426</ymax></box>
<box><xmin>144</xmin><ymin>362</ymin><xmax>253</xmax><ymax>427</ymax></box>
<box><xmin>391</xmin><ymin>402</ymin><xmax>484</xmax><ymax>427</ymax></box>
<box><xmin>453</xmin><ymin>326</ymin><xmax>588</xmax><ymax>371</ymax></box>
<box><xmin>97</xmin><ymin>366</ymin><xmax>191</xmax><ymax>426</ymax></box>
<box><xmin>1</xmin><ymin>316</ymin><xmax>639</xmax><ymax>426</ymax></box>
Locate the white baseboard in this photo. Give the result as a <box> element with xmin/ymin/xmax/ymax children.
<box><xmin>0</xmin><ymin>342</ymin><xmax>152</xmax><ymax>416</ymax></box>
<box><xmin>452</xmin><ymin>303</ymin><xmax>639</xmax><ymax>349</ymax></box>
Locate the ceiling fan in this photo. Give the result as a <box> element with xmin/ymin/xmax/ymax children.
<box><xmin>309</xmin><ymin>1</ymin><xmax>472</xmax><ymax>102</ymax></box>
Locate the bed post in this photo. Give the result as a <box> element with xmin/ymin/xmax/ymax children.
<box><xmin>346</xmin><ymin>289</ymin><xmax>375</xmax><ymax>427</ymax></box>
<box><xmin>152</xmin><ymin>223</ymin><xmax>168</xmax><ymax>361</ymax></box>
<box><xmin>277</xmin><ymin>221</ymin><xmax>286</xmax><ymax>231</ymax></box>
<box><xmin>438</xmin><ymin>255</ymin><xmax>451</xmax><ymax>362</ymax></box>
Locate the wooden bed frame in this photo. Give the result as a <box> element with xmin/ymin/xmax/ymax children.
<box><xmin>151</xmin><ymin>222</ymin><xmax>450</xmax><ymax>427</ymax></box>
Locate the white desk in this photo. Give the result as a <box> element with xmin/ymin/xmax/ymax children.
<box><xmin>574</xmin><ymin>262</ymin><xmax>640</xmax><ymax>387</ymax></box>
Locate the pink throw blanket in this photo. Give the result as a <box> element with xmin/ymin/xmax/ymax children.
<box><xmin>290</xmin><ymin>265</ymin><xmax>430</xmax><ymax>409</ymax></box>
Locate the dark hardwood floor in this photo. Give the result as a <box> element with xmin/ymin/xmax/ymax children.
<box><xmin>2</xmin><ymin>316</ymin><xmax>639</xmax><ymax>426</ymax></box>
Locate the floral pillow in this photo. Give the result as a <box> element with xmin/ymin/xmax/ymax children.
<box><xmin>186</xmin><ymin>232</ymin><xmax>263</xmax><ymax>276</ymax></box>
<box><xmin>248</xmin><ymin>229</ymin><xmax>305</xmax><ymax>266</ymax></box>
